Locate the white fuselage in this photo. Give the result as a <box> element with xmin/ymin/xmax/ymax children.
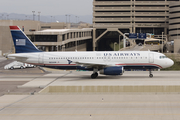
<box><xmin>8</xmin><ymin>51</ymin><xmax>174</xmax><ymax>70</ymax></box>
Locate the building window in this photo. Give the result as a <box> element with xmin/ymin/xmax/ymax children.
<box><xmin>62</xmin><ymin>35</ymin><xmax>65</xmax><ymax>41</ymax></box>
<box><xmin>30</xmin><ymin>35</ymin><xmax>57</xmax><ymax>42</ymax></box>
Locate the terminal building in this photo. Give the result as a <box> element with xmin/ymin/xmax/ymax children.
<box><xmin>1</xmin><ymin>1</ymin><xmax>180</xmax><ymax>55</ymax></box>
<box><xmin>26</xmin><ymin>28</ymin><xmax>92</xmax><ymax>52</ymax></box>
<box><xmin>0</xmin><ymin>20</ymin><xmax>92</xmax><ymax>55</ymax></box>
<box><xmin>93</xmin><ymin>0</ymin><xmax>180</xmax><ymax>52</ymax></box>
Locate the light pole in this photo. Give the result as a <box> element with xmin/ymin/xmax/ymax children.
<box><xmin>114</xmin><ymin>42</ymin><xmax>117</xmax><ymax>51</ymax></box>
<box><xmin>32</xmin><ymin>11</ymin><xmax>35</xmax><ymax>20</ymax></box>
<box><xmin>76</xmin><ymin>16</ymin><xmax>77</xmax><ymax>23</ymax></box>
<box><xmin>76</xmin><ymin>39</ymin><xmax>77</xmax><ymax>51</ymax></box>
<box><xmin>162</xmin><ymin>32</ymin><xmax>164</xmax><ymax>53</ymax></box>
<box><xmin>65</xmin><ymin>14</ymin><xmax>68</xmax><ymax>24</ymax></box>
<box><xmin>51</xmin><ymin>16</ymin><xmax>53</xmax><ymax>22</ymax></box>
<box><xmin>119</xmin><ymin>35</ymin><xmax>121</xmax><ymax>50</ymax></box>
<box><xmin>123</xmin><ymin>33</ymin><xmax>131</xmax><ymax>48</ymax></box>
<box><xmin>69</xmin><ymin>15</ymin><xmax>71</xmax><ymax>23</ymax></box>
<box><xmin>38</xmin><ymin>12</ymin><xmax>41</xmax><ymax>21</ymax></box>
<box><xmin>54</xmin><ymin>16</ymin><xmax>56</xmax><ymax>22</ymax></box>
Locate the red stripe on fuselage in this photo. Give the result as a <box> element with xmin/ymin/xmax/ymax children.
<box><xmin>116</xmin><ymin>63</ymin><xmax>162</xmax><ymax>68</ymax></box>
<box><xmin>9</xmin><ymin>26</ymin><xmax>20</xmax><ymax>30</ymax></box>
<box><xmin>27</xmin><ymin>63</ymin><xmax>77</xmax><ymax>66</ymax></box>
<box><xmin>45</xmin><ymin>64</ymin><xmax>77</xmax><ymax>66</ymax></box>
<box><xmin>28</xmin><ymin>63</ymin><xmax>162</xmax><ymax>68</ymax></box>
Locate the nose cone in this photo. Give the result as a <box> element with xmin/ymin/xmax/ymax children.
<box><xmin>169</xmin><ymin>59</ymin><xmax>174</xmax><ymax>67</ymax></box>
<box><xmin>162</xmin><ymin>58</ymin><xmax>174</xmax><ymax>69</ymax></box>
<box><xmin>165</xmin><ymin>59</ymin><xmax>174</xmax><ymax>68</ymax></box>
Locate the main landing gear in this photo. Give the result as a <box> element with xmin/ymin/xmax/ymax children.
<box><xmin>91</xmin><ymin>68</ymin><xmax>98</xmax><ymax>79</ymax></box>
<box><xmin>91</xmin><ymin>72</ymin><xmax>98</xmax><ymax>79</ymax></box>
<box><xmin>149</xmin><ymin>69</ymin><xmax>153</xmax><ymax>78</ymax></box>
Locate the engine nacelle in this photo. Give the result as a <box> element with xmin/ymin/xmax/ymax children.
<box><xmin>99</xmin><ymin>66</ymin><xmax>124</xmax><ymax>75</ymax></box>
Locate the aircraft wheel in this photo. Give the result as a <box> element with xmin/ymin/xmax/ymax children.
<box><xmin>95</xmin><ymin>72</ymin><xmax>98</xmax><ymax>77</ymax></box>
<box><xmin>91</xmin><ymin>74</ymin><xmax>96</xmax><ymax>79</ymax></box>
<box><xmin>149</xmin><ymin>74</ymin><xmax>153</xmax><ymax>78</ymax></box>
<box><xmin>91</xmin><ymin>72</ymin><xmax>98</xmax><ymax>79</ymax></box>
<box><xmin>10</xmin><ymin>67</ymin><xmax>14</xmax><ymax>70</ymax></box>
<box><xmin>20</xmin><ymin>66</ymin><xmax>24</xmax><ymax>69</ymax></box>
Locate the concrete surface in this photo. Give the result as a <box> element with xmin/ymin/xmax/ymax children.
<box><xmin>48</xmin><ymin>71</ymin><xmax>180</xmax><ymax>86</ymax></box>
<box><xmin>0</xmin><ymin>62</ymin><xmax>46</xmax><ymax>96</ymax></box>
<box><xmin>0</xmin><ymin>81</ymin><xmax>42</xmax><ymax>96</ymax></box>
<box><xmin>39</xmin><ymin>71</ymin><xmax>180</xmax><ymax>93</ymax></box>
<box><xmin>0</xmin><ymin>94</ymin><xmax>180</xmax><ymax>120</ymax></box>
<box><xmin>19</xmin><ymin>77</ymin><xmax>57</xmax><ymax>88</ymax></box>
<box><xmin>0</xmin><ymin>56</ymin><xmax>6</xmax><ymax>62</ymax></box>
<box><xmin>2</xmin><ymin>70</ymin><xmax>180</xmax><ymax>93</ymax></box>
<box><xmin>1</xmin><ymin>61</ymin><xmax>180</xmax><ymax>119</ymax></box>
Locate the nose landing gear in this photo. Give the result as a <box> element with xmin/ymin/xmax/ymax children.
<box><xmin>149</xmin><ymin>69</ymin><xmax>153</xmax><ymax>78</ymax></box>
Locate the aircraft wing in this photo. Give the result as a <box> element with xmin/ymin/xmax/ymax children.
<box><xmin>73</xmin><ymin>61</ymin><xmax>118</xmax><ymax>69</ymax></box>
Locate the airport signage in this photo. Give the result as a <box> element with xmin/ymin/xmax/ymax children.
<box><xmin>138</xmin><ymin>33</ymin><xmax>146</xmax><ymax>39</ymax></box>
<box><xmin>129</xmin><ymin>33</ymin><xmax>137</xmax><ymax>39</ymax></box>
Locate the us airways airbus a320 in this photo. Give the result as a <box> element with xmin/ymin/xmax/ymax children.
<box><xmin>7</xmin><ymin>26</ymin><xmax>174</xmax><ymax>79</ymax></box>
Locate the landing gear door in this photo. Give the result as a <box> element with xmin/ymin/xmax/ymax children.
<box><xmin>149</xmin><ymin>53</ymin><xmax>154</xmax><ymax>63</ymax></box>
<box><xmin>38</xmin><ymin>53</ymin><xmax>44</xmax><ymax>64</ymax></box>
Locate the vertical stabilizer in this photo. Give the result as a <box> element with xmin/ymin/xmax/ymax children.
<box><xmin>9</xmin><ymin>26</ymin><xmax>41</xmax><ymax>53</ymax></box>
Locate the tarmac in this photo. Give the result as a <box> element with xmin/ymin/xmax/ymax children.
<box><xmin>0</xmin><ymin>56</ymin><xmax>180</xmax><ymax>120</ymax></box>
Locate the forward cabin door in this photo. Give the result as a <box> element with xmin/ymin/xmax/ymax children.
<box><xmin>38</xmin><ymin>53</ymin><xmax>44</xmax><ymax>64</ymax></box>
<box><xmin>149</xmin><ymin>53</ymin><xmax>154</xmax><ymax>63</ymax></box>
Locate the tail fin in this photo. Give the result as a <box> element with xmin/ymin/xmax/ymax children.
<box><xmin>9</xmin><ymin>26</ymin><xmax>41</xmax><ymax>53</ymax></box>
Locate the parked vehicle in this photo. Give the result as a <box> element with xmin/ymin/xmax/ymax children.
<box><xmin>4</xmin><ymin>61</ymin><xmax>25</xmax><ymax>70</ymax></box>
<box><xmin>4</xmin><ymin>61</ymin><xmax>35</xmax><ymax>70</ymax></box>
<box><xmin>24</xmin><ymin>63</ymin><xmax>36</xmax><ymax>68</ymax></box>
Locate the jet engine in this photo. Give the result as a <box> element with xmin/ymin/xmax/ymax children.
<box><xmin>99</xmin><ymin>66</ymin><xmax>124</xmax><ymax>75</ymax></box>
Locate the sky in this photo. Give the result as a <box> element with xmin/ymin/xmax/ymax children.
<box><xmin>0</xmin><ymin>0</ymin><xmax>93</xmax><ymax>16</ymax></box>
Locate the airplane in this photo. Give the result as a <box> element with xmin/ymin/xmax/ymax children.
<box><xmin>7</xmin><ymin>26</ymin><xmax>174</xmax><ymax>79</ymax></box>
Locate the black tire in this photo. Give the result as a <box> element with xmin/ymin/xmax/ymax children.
<box><xmin>20</xmin><ymin>66</ymin><xmax>24</xmax><ymax>69</ymax></box>
<box><xmin>91</xmin><ymin>72</ymin><xmax>98</xmax><ymax>79</ymax></box>
<box><xmin>91</xmin><ymin>74</ymin><xmax>96</xmax><ymax>79</ymax></box>
<box><xmin>95</xmin><ymin>72</ymin><xmax>98</xmax><ymax>78</ymax></box>
<box><xmin>10</xmin><ymin>67</ymin><xmax>14</xmax><ymax>70</ymax></box>
<box><xmin>149</xmin><ymin>74</ymin><xmax>153</xmax><ymax>78</ymax></box>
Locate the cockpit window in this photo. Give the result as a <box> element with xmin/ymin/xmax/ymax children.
<box><xmin>160</xmin><ymin>56</ymin><xmax>167</xmax><ymax>59</ymax></box>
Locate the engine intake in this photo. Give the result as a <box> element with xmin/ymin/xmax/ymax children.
<box><xmin>100</xmin><ymin>66</ymin><xmax>124</xmax><ymax>75</ymax></box>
